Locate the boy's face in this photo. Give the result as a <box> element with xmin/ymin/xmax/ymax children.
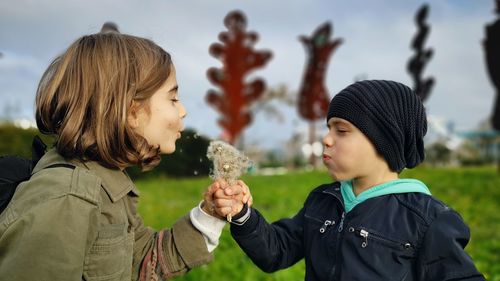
<box><xmin>322</xmin><ymin>117</ymin><xmax>388</xmax><ymax>181</ymax></box>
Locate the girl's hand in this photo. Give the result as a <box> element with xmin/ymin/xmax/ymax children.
<box><xmin>201</xmin><ymin>179</ymin><xmax>227</xmax><ymax>220</ymax></box>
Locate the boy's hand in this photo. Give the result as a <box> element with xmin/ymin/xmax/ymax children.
<box><xmin>203</xmin><ymin>180</ymin><xmax>253</xmax><ymax>220</ymax></box>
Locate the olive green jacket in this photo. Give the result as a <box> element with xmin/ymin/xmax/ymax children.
<box><xmin>0</xmin><ymin>149</ymin><xmax>212</xmax><ymax>281</ymax></box>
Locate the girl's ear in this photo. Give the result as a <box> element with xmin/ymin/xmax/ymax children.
<box><xmin>128</xmin><ymin>102</ymin><xmax>140</xmax><ymax>129</ymax></box>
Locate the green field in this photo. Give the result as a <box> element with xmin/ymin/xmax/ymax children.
<box><xmin>136</xmin><ymin>167</ymin><xmax>500</xmax><ymax>280</ymax></box>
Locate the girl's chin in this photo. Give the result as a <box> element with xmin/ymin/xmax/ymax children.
<box><xmin>159</xmin><ymin>143</ymin><xmax>176</xmax><ymax>154</ymax></box>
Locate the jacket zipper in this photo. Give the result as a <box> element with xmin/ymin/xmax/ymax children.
<box><xmin>322</xmin><ymin>185</ymin><xmax>349</xmax><ymax>280</ymax></box>
<box><xmin>319</xmin><ymin>220</ymin><xmax>335</xmax><ymax>233</ymax></box>
<box><xmin>359</xmin><ymin>229</ymin><xmax>369</xmax><ymax>248</ymax></box>
<box><xmin>337</xmin><ymin>212</ymin><xmax>345</xmax><ymax>232</ymax></box>
<box><xmin>328</xmin><ymin>211</ymin><xmax>346</xmax><ymax>280</ymax></box>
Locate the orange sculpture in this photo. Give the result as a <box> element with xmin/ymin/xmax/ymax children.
<box><xmin>206</xmin><ymin>10</ymin><xmax>272</xmax><ymax>145</ymax></box>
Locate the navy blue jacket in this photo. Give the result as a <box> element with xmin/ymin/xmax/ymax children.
<box><xmin>231</xmin><ymin>182</ymin><xmax>485</xmax><ymax>281</ymax></box>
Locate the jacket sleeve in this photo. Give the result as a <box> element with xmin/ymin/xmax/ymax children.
<box><xmin>417</xmin><ymin>209</ymin><xmax>485</xmax><ymax>281</ymax></box>
<box><xmin>128</xmin><ymin>196</ymin><xmax>213</xmax><ymax>281</ymax></box>
<box><xmin>230</xmin><ymin>207</ymin><xmax>305</xmax><ymax>273</ymax></box>
<box><xmin>0</xmin><ymin>195</ymin><xmax>99</xmax><ymax>281</ymax></box>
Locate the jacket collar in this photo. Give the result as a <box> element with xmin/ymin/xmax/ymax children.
<box><xmin>320</xmin><ymin>182</ymin><xmax>344</xmax><ymax>207</ymax></box>
<box><xmin>81</xmin><ymin>160</ymin><xmax>139</xmax><ymax>202</ymax></box>
<box><xmin>35</xmin><ymin>148</ymin><xmax>139</xmax><ymax>202</ymax></box>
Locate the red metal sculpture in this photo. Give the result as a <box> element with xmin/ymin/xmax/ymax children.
<box><xmin>206</xmin><ymin>10</ymin><xmax>272</xmax><ymax>145</ymax></box>
<box><xmin>297</xmin><ymin>22</ymin><xmax>342</xmax><ymax>164</ymax></box>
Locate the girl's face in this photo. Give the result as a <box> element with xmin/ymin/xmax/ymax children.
<box><xmin>131</xmin><ymin>65</ymin><xmax>187</xmax><ymax>154</ymax></box>
<box><xmin>322</xmin><ymin>117</ymin><xmax>386</xmax><ymax>182</ymax></box>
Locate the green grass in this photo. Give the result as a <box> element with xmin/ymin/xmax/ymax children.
<box><xmin>136</xmin><ymin>167</ymin><xmax>500</xmax><ymax>280</ymax></box>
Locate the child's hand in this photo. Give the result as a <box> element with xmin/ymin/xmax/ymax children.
<box><xmin>201</xmin><ymin>179</ymin><xmax>227</xmax><ymax>220</ymax></box>
<box><xmin>203</xmin><ymin>180</ymin><xmax>253</xmax><ymax>220</ymax></box>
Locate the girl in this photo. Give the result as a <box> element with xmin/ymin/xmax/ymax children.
<box><xmin>0</xmin><ymin>31</ymin><xmax>246</xmax><ymax>280</ymax></box>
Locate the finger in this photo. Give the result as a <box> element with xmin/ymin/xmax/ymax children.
<box><xmin>207</xmin><ymin>182</ymin><xmax>220</xmax><ymax>195</ymax></box>
<box><xmin>223</xmin><ymin>187</ymin><xmax>234</xmax><ymax>196</ymax></box>
<box><xmin>238</xmin><ymin>181</ymin><xmax>252</xmax><ymax>204</ymax></box>
<box><xmin>230</xmin><ymin>201</ymin><xmax>246</xmax><ymax>216</ymax></box>
<box><xmin>214</xmin><ymin>189</ymin><xmax>232</xmax><ymax>199</ymax></box>
<box><xmin>237</xmin><ymin>180</ymin><xmax>249</xmax><ymax>190</ymax></box>
<box><xmin>216</xmin><ymin>178</ymin><xmax>229</xmax><ymax>190</ymax></box>
<box><xmin>213</xmin><ymin>198</ymin><xmax>234</xmax><ymax>208</ymax></box>
<box><xmin>228</xmin><ymin>184</ymin><xmax>242</xmax><ymax>196</ymax></box>
<box><xmin>215</xmin><ymin>206</ymin><xmax>233</xmax><ymax>217</ymax></box>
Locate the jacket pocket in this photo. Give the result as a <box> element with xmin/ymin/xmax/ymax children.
<box><xmin>350</xmin><ymin>227</ymin><xmax>415</xmax><ymax>255</ymax></box>
<box><xmin>84</xmin><ymin>223</ymin><xmax>131</xmax><ymax>281</ymax></box>
<box><xmin>304</xmin><ymin>213</ymin><xmax>336</xmax><ymax>234</ymax></box>
<box><xmin>344</xmin><ymin>226</ymin><xmax>415</xmax><ymax>280</ymax></box>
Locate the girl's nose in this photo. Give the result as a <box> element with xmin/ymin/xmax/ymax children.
<box><xmin>179</xmin><ymin>102</ymin><xmax>187</xmax><ymax>119</ymax></box>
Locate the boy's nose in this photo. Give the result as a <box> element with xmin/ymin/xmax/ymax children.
<box><xmin>323</xmin><ymin>132</ymin><xmax>333</xmax><ymax>147</ymax></box>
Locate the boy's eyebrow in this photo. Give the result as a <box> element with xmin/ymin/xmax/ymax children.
<box><xmin>329</xmin><ymin>119</ymin><xmax>351</xmax><ymax>127</ymax></box>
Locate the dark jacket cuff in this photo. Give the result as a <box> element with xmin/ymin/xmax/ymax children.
<box><xmin>230</xmin><ymin>208</ymin><xmax>260</xmax><ymax>236</ymax></box>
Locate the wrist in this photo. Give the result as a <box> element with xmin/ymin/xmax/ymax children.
<box><xmin>201</xmin><ymin>200</ymin><xmax>225</xmax><ymax>220</ymax></box>
<box><xmin>230</xmin><ymin>203</ymin><xmax>251</xmax><ymax>225</ymax></box>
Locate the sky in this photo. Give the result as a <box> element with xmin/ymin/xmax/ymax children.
<box><xmin>0</xmin><ymin>0</ymin><xmax>497</xmax><ymax>150</ymax></box>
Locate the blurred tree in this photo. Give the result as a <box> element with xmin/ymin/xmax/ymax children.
<box><xmin>0</xmin><ymin>124</ymin><xmax>211</xmax><ymax>178</ymax></box>
<box><xmin>206</xmin><ymin>10</ymin><xmax>272</xmax><ymax>146</ymax></box>
<box><xmin>0</xmin><ymin>124</ymin><xmax>54</xmax><ymax>157</ymax></box>
<box><xmin>425</xmin><ymin>142</ymin><xmax>452</xmax><ymax>166</ymax></box>
<box><xmin>127</xmin><ymin>128</ymin><xmax>211</xmax><ymax>179</ymax></box>
<box><xmin>407</xmin><ymin>4</ymin><xmax>435</xmax><ymax>102</ymax></box>
<box><xmin>297</xmin><ymin>22</ymin><xmax>342</xmax><ymax>165</ymax></box>
<box><xmin>483</xmin><ymin>0</ymin><xmax>500</xmax><ymax>130</ymax></box>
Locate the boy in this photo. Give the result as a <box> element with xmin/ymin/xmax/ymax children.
<box><xmin>216</xmin><ymin>80</ymin><xmax>485</xmax><ymax>280</ymax></box>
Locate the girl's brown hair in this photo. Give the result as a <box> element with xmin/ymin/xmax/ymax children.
<box><xmin>36</xmin><ymin>32</ymin><xmax>172</xmax><ymax>171</ymax></box>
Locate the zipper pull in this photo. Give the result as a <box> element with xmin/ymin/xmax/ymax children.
<box><xmin>360</xmin><ymin>229</ymin><xmax>369</xmax><ymax>248</ymax></box>
<box><xmin>338</xmin><ymin>212</ymin><xmax>345</xmax><ymax>232</ymax></box>
<box><xmin>319</xmin><ymin>220</ymin><xmax>333</xmax><ymax>233</ymax></box>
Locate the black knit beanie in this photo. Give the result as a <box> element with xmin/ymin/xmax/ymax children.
<box><xmin>327</xmin><ymin>80</ymin><xmax>427</xmax><ymax>173</ymax></box>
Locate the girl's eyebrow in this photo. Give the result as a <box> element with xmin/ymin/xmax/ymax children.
<box><xmin>168</xmin><ymin>85</ymin><xmax>178</xmax><ymax>93</ymax></box>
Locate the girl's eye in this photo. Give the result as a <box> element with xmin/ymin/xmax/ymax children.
<box><xmin>171</xmin><ymin>98</ymin><xmax>179</xmax><ymax>103</ymax></box>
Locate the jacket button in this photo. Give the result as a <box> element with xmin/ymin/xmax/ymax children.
<box><xmin>348</xmin><ymin>227</ymin><xmax>354</xmax><ymax>232</ymax></box>
<box><xmin>404</xmin><ymin>243</ymin><xmax>412</xmax><ymax>249</ymax></box>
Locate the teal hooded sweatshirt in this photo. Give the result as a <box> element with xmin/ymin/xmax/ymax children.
<box><xmin>340</xmin><ymin>179</ymin><xmax>431</xmax><ymax>213</ymax></box>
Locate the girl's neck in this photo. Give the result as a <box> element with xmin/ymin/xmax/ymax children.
<box><xmin>352</xmin><ymin>171</ymin><xmax>399</xmax><ymax>196</ymax></box>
